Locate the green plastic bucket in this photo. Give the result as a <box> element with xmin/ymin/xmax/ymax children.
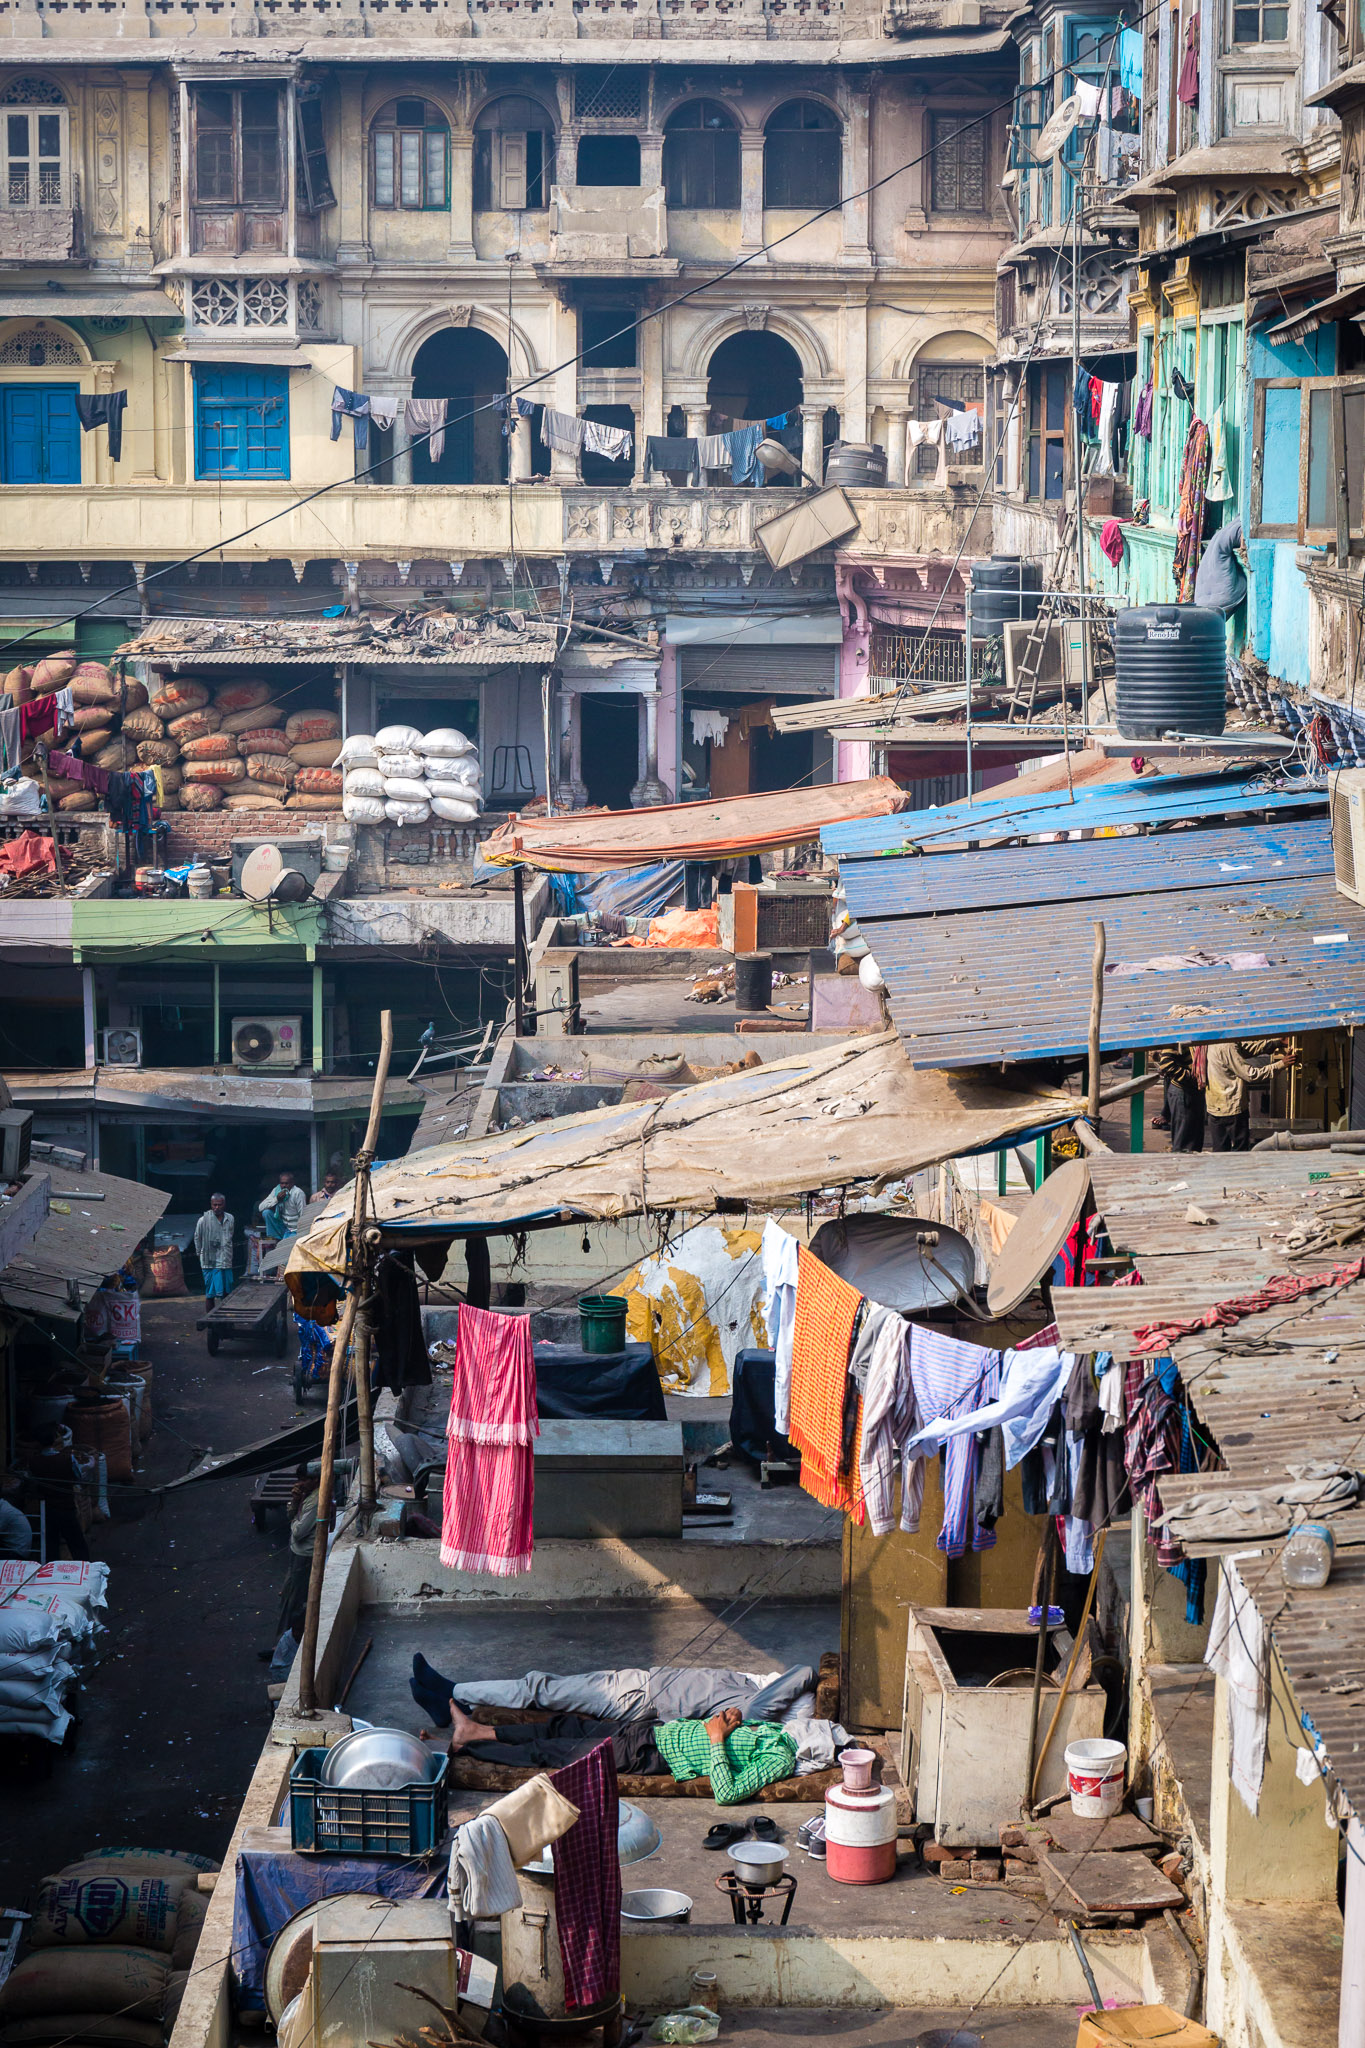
<box><xmin>579</xmin><ymin>1293</ymin><xmax>628</xmax><ymax>1354</ymax></box>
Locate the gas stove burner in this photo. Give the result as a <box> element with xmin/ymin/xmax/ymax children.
<box><xmin>715</xmin><ymin>1869</ymin><xmax>797</xmax><ymax>1927</ymax></box>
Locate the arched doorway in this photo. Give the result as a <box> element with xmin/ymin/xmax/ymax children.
<box><xmin>411</xmin><ymin>326</ymin><xmax>509</xmax><ymax>485</ymax></box>
<box><xmin>705</xmin><ymin>329</ymin><xmax>803</xmax><ymax>429</ymax></box>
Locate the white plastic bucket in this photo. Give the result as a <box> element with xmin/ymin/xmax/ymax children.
<box><xmin>1065</xmin><ymin>1737</ymin><xmax>1127</xmax><ymax>1818</ymax></box>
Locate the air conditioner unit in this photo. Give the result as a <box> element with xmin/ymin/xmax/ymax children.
<box><xmin>231</xmin><ymin>1015</ymin><xmax>303</xmax><ymax>1071</ymax></box>
<box><xmin>1330</xmin><ymin>769</ymin><xmax>1365</xmax><ymax>906</ymax></box>
<box><xmin>101</xmin><ymin>1027</ymin><xmax>143</xmax><ymax>1069</ymax></box>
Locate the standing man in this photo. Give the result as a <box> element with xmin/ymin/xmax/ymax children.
<box><xmin>1206</xmin><ymin>1039</ymin><xmax>1295</xmax><ymax>1152</ymax></box>
<box><xmin>259</xmin><ymin>1170</ymin><xmax>305</xmax><ymax>1242</ymax></box>
<box><xmin>194</xmin><ymin>1193</ymin><xmax>235</xmax><ymax>1303</ymax></box>
<box><xmin>1153</xmin><ymin>1045</ymin><xmax>1207</xmax><ymax>1153</ymax></box>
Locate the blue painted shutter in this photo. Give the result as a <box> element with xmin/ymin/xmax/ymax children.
<box><xmin>194</xmin><ymin>366</ymin><xmax>290</xmax><ymax>480</ymax></box>
<box><xmin>3</xmin><ymin>387</ymin><xmax>45</xmax><ymax>482</ymax></box>
<box><xmin>1</xmin><ymin>385</ymin><xmax>80</xmax><ymax>483</ymax></box>
<box><xmin>42</xmin><ymin>387</ymin><xmax>81</xmax><ymax>483</ymax></box>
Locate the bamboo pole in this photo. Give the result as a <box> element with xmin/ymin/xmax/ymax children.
<box><xmin>296</xmin><ymin>1009</ymin><xmax>393</xmax><ymax>1716</ymax></box>
<box><xmin>1087</xmin><ymin>921</ymin><xmax>1106</xmax><ymax>1130</ymax></box>
<box><xmin>351</xmin><ymin>1012</ymin><xmax>393</xmax><ymax>1520</ymax></box>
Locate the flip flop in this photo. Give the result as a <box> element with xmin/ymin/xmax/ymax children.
<box><xmin>749</xmin><ymin>1816</ymin><xmax>780</xmax><ymax>1841</ymax></box>
<box><xmin>703</xmin><ymin>1822</ymin><xmax>745</xmax><ymax>1851</ymax></box>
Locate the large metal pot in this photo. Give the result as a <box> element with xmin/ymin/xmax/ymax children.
<box><xmin>499</xmin><ymin>1869</ymin><xmax>622</xmax><ymax>2045</ymax></box>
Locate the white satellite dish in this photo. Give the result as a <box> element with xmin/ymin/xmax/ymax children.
<box><xmin>240</xmin><ymin>845</ymin><xmax>284</xmax><ymax>902</ymax></box>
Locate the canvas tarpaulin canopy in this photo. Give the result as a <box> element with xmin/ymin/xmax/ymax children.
<box><xmin>287</xmin><ymin>1032</ymin><xmax>1079</xmax><ymax>1279</ymax></box>
<box><xmin>479</xmin><ymin>778</ymin><xmax>907</xmax><ymax>874</ymax></box>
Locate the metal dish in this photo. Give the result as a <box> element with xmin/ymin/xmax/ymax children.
<box><xmin>621</xmin><ymin>1889</ymin><xmax>692</xmax><ymax>1923</ymax></box>
<box><xmin>730</xmin><ymin>1841</ymin><xmax>788</xmax><ymax>1887</ymax></box>
<box><xmin>319</xmin><ymin>1726</ymin><xmax>433</xmax><ymax>1791</ymax></box>
<box><xmin>522</xmin><ymin>1798</ymin><xmax>661</xmax><ymax>1873</ymax></box>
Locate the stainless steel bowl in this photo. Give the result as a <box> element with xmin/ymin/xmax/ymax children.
<box><xmin>621</xmin><ymin>1889</ymin><xmax>692</xmax><ymax>1923</ymax></box>
<box><xmin>523</xmin><ymin>1798</ymin><xmax>661</xmax><ymax>1872</ymax></box>
<box><xmin>319</xmin><ymin>1727</ymin><xmax>433</xmax><ymax>1790</ymax></box>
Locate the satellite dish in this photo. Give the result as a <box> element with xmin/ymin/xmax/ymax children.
<box><xmin>240</xmin><ymin>845</ymin><xmax>284</xmax><ymax>902</ymax></box>
<box><xmin>755</xmin><ymin>437</ymin><xmax>802</xmax><ymax>480</ymax></box>
<box><xmin>986</xmin><ymin>1158</ymin><xmax>1091</xmax><ymax>1316</ymax></box>
<box><xmin>269</xmin><ymin>868</ymin><xmax>312</xmax><ymax>906</ymax></box>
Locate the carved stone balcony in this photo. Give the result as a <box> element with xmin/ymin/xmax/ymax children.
<box><xmin>560</xmin><ymin>484</ymin><xmax>992</xmax><ymax>561</ymax></box>
<box><xmin>0</xmin><ymin>208</ymin><xmax>79</xmax><ymax>267</ymax></box>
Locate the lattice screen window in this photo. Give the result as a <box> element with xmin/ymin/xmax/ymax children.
<box><xmin>190</xmin><ymin>276</ymin><xmax>295</xmax><ymax>329</ymax></box>
<box><xmin>928</xmin><ymin>112</ymin><xmax>988</xmax><ymax>214</ymax></box>
<box><xmin>575</xmin><ymin>69</ymin><xmax>644</xmax><ymax>120</ymax></box>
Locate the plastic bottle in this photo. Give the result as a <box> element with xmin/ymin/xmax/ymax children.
<box><xmin>689</xmin><ymin>1970</ymin><xmax>720</xmax><ymax>2015</ymax></box>
<box><xmin>1282</xmin><ymin>1521</ymin><xmax>1335</xmax><ymax>1588</ymax></box>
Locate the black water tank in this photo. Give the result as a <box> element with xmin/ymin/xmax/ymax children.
<box><xmin>969</xmin><ymin>555</ymin><xmax>1044</xmax><ymax>638</ymax></box>
<box><xmin>1113</xmin><ymin>605</ymin><xmax>1227</xmax><ymax>739</ymax></box>
<box><xmin>824</xmin><ymin>441</ymin><xmax>888</xmax><ymax>488</ymax></box>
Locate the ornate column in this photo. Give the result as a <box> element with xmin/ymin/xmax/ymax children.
<box><xmin>448</xmin><ymin>133</ymin><xmax>476</xmax><ymax>260</ymax></box>
<box><xmin>840</xmin><ymin>89</ymin><xmax>871</xmax><ymax>264</ymax></box>
<box><xmin>739</xmin><ymin>134</ymin><xmax>765</xmax><ymax>255</ymax></box>
<box><xmin>558</xmin><ymin>687</ymin><xmax>588</xmax><ymax>808</ymax></box>
<box><xmin>640</xmin><ymin>290</ymin><xmax>666</xmax><ymax>478</ymax></box>
<box><xmin>886</xmin><ymin>407</ymin><xmax>910</xmax><ymax>488</ymax></box>
<box><xmin>685</xmin><ymin>404</ymin><xmax>710</xmax><ymax>444</ymax></box>
<box><xmin>630</xmin><ymin>688</ymin><xmax>671</xmax><ymax>807</ymax></box>
<box><xmin>336</xmin><ymin>75</ymin><xmax>371</xmax><ymax>265</ymax></box>
<box><xmin>800</xmin><ymin>403</ymin><xmax>826</xmax><ymax>485</ymax></box>
<box><xmin>509</xmin><ymin>410</ymin><xmax>532</xmax><ymax>481</ymax></box>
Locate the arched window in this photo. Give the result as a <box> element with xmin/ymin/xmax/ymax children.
<box><xmin>3</xmin><ymin>77</ymin><xmax>69</xmax><ymax>210</ymax></box>
<box><xmin>474</xmin><ymin>97</ymin><xmax>555</xmax><ymax>212</ymax></box>
<box><xmin>663</xmin><ymin>100</ymin><xmax>739</xmax><ymax>210</ymax></box>
<box><xmin>763</xmin><ymin>100</ymin><xmax>840</xmax><ymax>210</ymax></box>
<box><xmin>371</xmin><ymin>99</ymin><xmax>448</xmax><ymax>211</ymax></box>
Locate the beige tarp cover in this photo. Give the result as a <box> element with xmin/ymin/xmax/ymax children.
<box><xmin>287</xmin><ymin>1032</ymin><xmax>1078</xmax><ymax>1279</ymax></box>
<box><xmin>479</xmin><ymin>778</ymin><xmax>907</xmax><ymax>874</ymax></box>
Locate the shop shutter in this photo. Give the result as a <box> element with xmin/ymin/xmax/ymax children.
<box><xmin>678</xmin><ymin>645</ymin><xmax>838</xmax><ymax>696</ymax></box>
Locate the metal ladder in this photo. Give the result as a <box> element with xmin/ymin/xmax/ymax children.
<box><xmin>1003</xmin><ymin>455</ymin><xmax>1114</xmax><ymax>726</ymax></box>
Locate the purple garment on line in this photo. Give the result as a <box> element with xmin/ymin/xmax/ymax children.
<box><xmin>548</xmin><ymin>1737</ymin><xmax>621</xmax><ymax>2013</ymax></box>
<box><xmin>1133</xmin><ymin>379</ymin><xmax>1154</xmax><ymax>440</ymax></box>
<box><xmin>908</xmin><ymin>1328</ymin><xmax>1001</xmax><ymax>1558</ymax></box>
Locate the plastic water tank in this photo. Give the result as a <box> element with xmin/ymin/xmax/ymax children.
<box><xmin>823</xmin><ymin>441</ymin><xmax>889</xmax><ymax>488</ymax></box>
<box><xmin>969</xmin><ymin>555</ymin><xmax>1043</xmax><ymax>638</ymax></box>
<box><xmin>1113</xmin><ymin>604</ymin><xmax>1227</xmax><ymax>739</ymax></box>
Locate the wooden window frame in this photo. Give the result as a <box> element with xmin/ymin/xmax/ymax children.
<box><xmin>3</xmin><ymin>106</ymin><xmax>70</xmax><ymax>210</ymax></box>
<box><xmin>370</xmin><ymin>103</ymin><xmax>450</xmax><ymax>212</ymax></box>
<box><xmin>1251</xmin><ymin>374</ymin><xmax>1365</xmax><ymax>554</ymax></box>
<box><xmin>190</xmin><ymin>85</ymin><xmax>285</xmax><ymax>212</ymax></box>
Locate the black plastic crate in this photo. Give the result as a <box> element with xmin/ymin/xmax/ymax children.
<box><xmin>289</xmin><ymin>1746</ymin><xmax>448</xmax><ymax>1857</ymax></box>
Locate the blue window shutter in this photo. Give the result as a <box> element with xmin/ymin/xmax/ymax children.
<box><xmin>0</xmin><ymin>384</ymin><xmax>80</xmax><ymax>483</ymax></box>
<box><xmin>194</xmin><ymin>365</ymin><xmax>290</xmax><ymax>480</ymax></box>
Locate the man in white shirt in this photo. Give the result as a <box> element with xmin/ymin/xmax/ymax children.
<box><xmin>194</xmin><ymin>1194</ymin><xmax>235</xmax><ymax>1302</ymax></box>
<box><xmin>259</xmin><ymin>1171</ymin><xmax>305</xmax><ymax>1242</ymax></box>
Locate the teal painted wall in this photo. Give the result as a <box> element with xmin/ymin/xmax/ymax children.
<box><xmin>1242</xmin><ymin>325</ymin><xmax>1336</xmax><ymax>690</ymax></box>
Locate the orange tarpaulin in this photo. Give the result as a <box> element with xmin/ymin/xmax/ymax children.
<box><xmin>480</xmin><ymin>778</ymin><xmax>908</xmax><ymax>874</ymax></box>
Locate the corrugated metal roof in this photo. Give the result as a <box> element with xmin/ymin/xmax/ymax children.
<box><xmin>123</xmin><ymin>618</ymin><xmax>558</xmax><ymax>668</ymax></box>
<box><xmin>872</xmin><ymin>869</ymin><xmax>1365</xmax><ymax>1067</ymax></box>
<box><xmin>842</xmin><ymin>818</ymin><xmax>1334</xmax><ymax>923</ymax></box>
<box><xmin>822</xmin><ymin>770</ymin><xmax>1326</xmax><ymax>858</ymax></box>
<box><xmin>0</xmin><ymin>1167</ymin><xmax>169</xmax><ymax>1322</ymax></box>
<box><xmin>1048</xmin><ymin>1152</ymin><xmax>1365</xmax><ymax>1815</ymax></box>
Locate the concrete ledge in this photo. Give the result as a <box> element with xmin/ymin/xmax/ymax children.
<box><xmin>1214</xmin><ymin>1900</ymin><xmax>1343</xmax><ymax>2048</ymax></box>
<box><xmin>358</xmin><ymin>1532</ymin><xmax>840</xmax><ymax>1609</ymax></box>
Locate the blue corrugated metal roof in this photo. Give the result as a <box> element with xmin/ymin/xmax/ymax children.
<box><xmin>822</xmin><ymin>770</ymin><xmax>1327</xmax><ymax>859</ymax></box>
<box><xmin>842</xmin><ymin>818</ymin><xmax>1334</xmax><ymax>924</ymax></box>
<box><xmin>867</xmin><ymin>870</ymin><xmax>1364</xmax><ymax>1068</ymax></box>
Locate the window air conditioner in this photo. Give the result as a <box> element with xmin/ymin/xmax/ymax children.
<box><xmin>231</xmin><ymin>1016</ymin><xmax>303</xmax><ymax>1072</ymax></box>
<box><xmin>1330</xmin><ymin>768</ymin><xmax>1365</xmax><ymax>907</ymax></box>
<box><xmin>101</xmin><ymin>1027</ymin><xmax>143</xmax><ymax>1069</ymax></box>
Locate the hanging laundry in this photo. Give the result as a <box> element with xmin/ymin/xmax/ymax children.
<box><xmin>1073</xmin><ymin>365</ymin><xmax>1093</xmax><ymax>424</ymax></box>
<box><xmin>1133</xmin><ymin>379</ymin><xmax>1154</xmax><ymax>440</ymax></box>
<box><xmin>1064</xmin><ymin>1354</ymin><xmax>1128</xmax><ymax>1534</ymax></box>
<box><xmin>541</xmin><ymin>408</ymin><xmax>586</xmax><ymax>456</ymax></box>
<box><xmin>1205</xmin><ymin>1559</ymin><xmax>1269</xmax><ymax>1813</ymax></box>
<box><xmin>644</xmin><ymin>436</ymin><xmax>700</xmax><ymax>484</ymax></box>
<box><xmin>19</xmin><ymin>694</ymin><xmax>59</xmax><ymax>744</ymax></box>
<box><xmin>548</xmin><ymin>1740</ymin><xmax>621</xmax><ymax>2014</ymax></box>
<box><xmin>1173</xmin><ymin>417</ymin><xmax>1211</xmax><ymax>603</ymax></box>
<box><xmin>0</xmin><ymin>707</ymin><xmax>19</xmax><ymax>775</ymax></box>
<box><xmin>371</xmin><ymin>1251</ymin><xmax>433</xmax><ymax>1394</ymax></box>
<box><xmin>1205</xmin><ymin>403</ymin><xmax>1233</xmax><ymax>500</ymax></box>
<box><xmin>942</xmin><ymin>408</ymin><xmax>981</xmax><ymax>453</ymax></box>
<box><xmin>583</xmin><ymin>418</ymin><xmax>632</xmax><ymax>463</ymax></box>
<box><xmin>696</xmin><ymin>432</ymin><xmax>731</xmax><ymax>473</ymax></box>
<box><xmin>367</xmin><ymin>397</ymin><xmax>399</xmax><ymax>433</ymax></box>
<box><xmin>853</xmin><ymin>1306</ymin><xmax>918</xmax><ymax>1538</ymax></box>
<box><xmin>495</xmin><ymin>396</ymin><xmax>535</xmax><ymax>437</ymax></box>
<box><xmin>759</xmin><ymin>1219</ymin><xmax>799</xmax><ymax>1435</ymax></box>
<box><xmin>787</xmin><ymin>1245</ymin><xmax>863</xmax><ymax>1514</ymax></box>
<box><xmin>727</xmin><ymin>422</ymin><xmax>765</xmax><ymax>487</ymax></box>
<box><xmin>1091</xmin><ymin>382</ymin><xmax>1119</xmax><ymax>474</ymax></box>
<box><xmin>765</xmin><ymin>413</ymin><xmax>792</xmax><ymax>431</ymax></box>
<box><xmin>903</xmin><ymin>1342</ymin><xmax>1074</xmax><ymax>1470</ymax></box>
<box><xmin>331</xmin><ymin>387</ymin><xmax>371</xmax><ymax>451</ymax></box>
<box><xmin>405</xmin><ymin>398</ymin><xmax>448</xmax><ymax>463</ymax></box>
<box><xmin>1170</xmin><ymin>366</ymin><xmax>1196</xmax><ymax>406</ymax></box>
<box><xmin>441</xmin><ymin>1303</ymin><xmax>538</xmax><ymax>1576</ymax></box>
<box><xmin>1074</xmin><ymin>79</ymin><xmax>1104</xmax><ymax>118</ymax></box>
<box><xmin>448</xmin><ymin>1814</ymin><xmax>522</xmax><ymax>1919</ymax></box>
<box><xmin>1176</xmin><ymin>10</ymin><xmax>1200</xmax><ymax>106</ymax></box>
<box><xmin>47</xmin><ymin>749</ymin><xmax>112</xmax><ymax>797</ymax></box>
<box><xmin>908</xmin><ymin>417</ymin><xmax>947</xmax><ymax>486</ymax></box>
<box><xmin>690</xmin><ymin>708</ymin><xmax>731</xmax><ymax>749</ymax></box>
<box><xmin>908</xmin><ymin>1329</ymin><xmax>1002</xmax><ymax>1558</ymax></box>
<box><xmin>74</xmin><ymin>391</ymin><xmax>127</xmax><ymax>463</ymax></box>
<box><xmin>1100</xmin><ymin>518</ymin><xmax>1126</xmax><ymax>567</ymax></box>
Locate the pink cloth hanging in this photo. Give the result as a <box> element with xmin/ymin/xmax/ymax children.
<box><xmin>440</xmin><ymin>1303</ymin><xmax>538</xmax><ymax>1576</ymax></box>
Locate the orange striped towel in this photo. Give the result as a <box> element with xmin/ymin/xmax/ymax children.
<box><xmin>789</xmin><ymin>1244</ymin><xmax>864</xmax><ymax>1519</ymax></box>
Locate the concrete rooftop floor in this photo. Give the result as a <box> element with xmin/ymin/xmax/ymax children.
<box><xmin>650</xmin><ymin>2011</ymin><xmax>1083</xmax><ymax>2048</ymax></box>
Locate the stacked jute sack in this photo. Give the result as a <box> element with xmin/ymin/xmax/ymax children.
<box><xmin>0</xmin><ymin>1561</ymin><xmax>109</xmax><ymax>1746</ymax></box>
<box><xmin>138</xmin><ymin>681</ymin><xmax>343</xmax><ymax>816</ymax></box>
<box><xmin>338</xmin><ymin>725</ymin><xmax>482</xmax><ymax>827</ymax></box>
<box><xmin>3</xmin><ymin>654</ymin><xmax>152</xmax><ymax>814</ymax></box>
<box><xmin>0</xmin><ymin>1845</ymin><xmax>218</xmax><ymax>2048</ymax></box>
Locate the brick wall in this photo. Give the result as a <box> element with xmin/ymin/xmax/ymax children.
<box><xmin>163</xmin><ymin>809</ymin><xmax>345</xmax><ymax>864</ymax></box>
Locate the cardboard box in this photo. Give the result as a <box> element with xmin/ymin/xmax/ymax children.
<box><xmin>1077</xmin><ymin>2005</ymin><xmax>1220</xmax><ymax>2048</ymax></box>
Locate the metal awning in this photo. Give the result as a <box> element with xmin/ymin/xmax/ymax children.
<box><xmin>1266</xmin><ymin>282</ymin><xmax>1365</xmax><ymax>343</ymax></box>
<box><xmin>0</xmin><ymin>1167</ymin><xmax>169</xmax><ymax>1322</ymax></box>
<box><xmin>0</xmin><ymin>290</ymin><xmax>182</xmax><ymax>320</ymax></box>
<box><xmin>160</xmin><ymin>348</ymin><xmax>309</xmax><ymax>369</ymax></box>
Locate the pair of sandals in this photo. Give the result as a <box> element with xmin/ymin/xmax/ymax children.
<box><xmin>703</xmin><ymin>1815</ymin><xmax>781</xmax><ymax>1851</ymax></box>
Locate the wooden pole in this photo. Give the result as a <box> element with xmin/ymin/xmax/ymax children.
<box><xmin>296</xmin><ymin>1008</ymin><xmax>393</xmax><ymax>1715</ymax></box>
<box><xmin>36</xmin><ymin>752</ymin><xmax>66</xmax><ymax>893</ymax></box>
<box><xmin>1024</xmin><ymin>1520</ymin><xmax>1060</xmax><ymax>1815</ymax></box>
<box><xmin>1087</xmin><ymin>920</ymin><xmax>1106</xmax><ymax>1130</ymax></box>
<box><xmin>512</xmin><ymin>864</ymin><xmax>528</xmax><ymax>1037</ymax></box>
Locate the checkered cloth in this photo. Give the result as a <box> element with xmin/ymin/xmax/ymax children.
<box><xmin>548</xmin><ymin>1739</ymin><xmax>621</xmax><ymax>2012</ymax></box>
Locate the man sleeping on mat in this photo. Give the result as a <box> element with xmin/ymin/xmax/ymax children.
<box><xmin>411</xmin><ymin>1655</ymin><xmax>816</xmax><ymax>1729</ymax></box>
<box><xmin>446</xmin><ymin>1700</ymin><xmax>798</xmax><ymax>1806</ymax></box>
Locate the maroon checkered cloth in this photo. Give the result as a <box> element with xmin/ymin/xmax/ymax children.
<box><xmin>548</xmin><ymin>1738</ymin><xmax>621</xmax><ymax>2011</ymax></box>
